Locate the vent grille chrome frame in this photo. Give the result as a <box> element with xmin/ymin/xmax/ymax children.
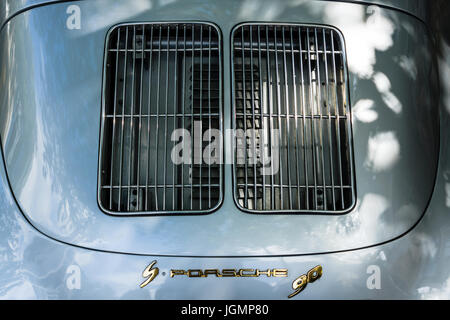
<box><xmin>231</xmin><ymin>23</ymin><xmax>355</xmax><ymax>214</ymax></box>
<box><xmin>98</xmin><ymin>22</ymin><xmax>223</xmax><ymax>216</ymax></box>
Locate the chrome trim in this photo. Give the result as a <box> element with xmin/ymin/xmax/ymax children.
<box><xmin>231</xmin><ymin>22</ymin><xmax>356</xmax><ymax>214</ymax></box>
<box><xmin>98</xmin><ymin>21</ymin><xmax>224</xmax><ymax>216</ymax></box>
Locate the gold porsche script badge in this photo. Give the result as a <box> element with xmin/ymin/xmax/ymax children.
<box><xmin>140</xmin><ymin>261</ymin><xmax>323</xmax><ymax>298</ymax></box>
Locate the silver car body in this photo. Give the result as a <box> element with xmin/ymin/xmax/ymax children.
<box><xmin>0</xmin><ymin>0</ymin><xmax>448</xmax><ymax>299</ymax></box>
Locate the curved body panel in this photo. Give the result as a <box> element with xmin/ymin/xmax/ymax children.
<box><xmin>0</xmin><ymin>0</ymin><xmax>429</xmax><ymax>28</ymax></box>
<box><xmin>0</xmin><ymin>0</ymin><xmax>439</xmax><ymax>256</ymax></box>
<box><xmin>0</xmin><ymin>0</ymin><xmax>448</xmax><ymax>301</ymax></box>
<box><xmin>0</xmin><ymin>110</ymin><xmax>448</xmax><ymax>298</ymax></box>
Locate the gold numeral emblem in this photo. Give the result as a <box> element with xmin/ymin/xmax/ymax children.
<box><xmin>288</xmin><ymin>265</ymin><xmax>322</xmax><ymax>298</ymax></box>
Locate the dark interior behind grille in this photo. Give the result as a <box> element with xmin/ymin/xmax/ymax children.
<box><xmin>99</xmin><ymin>23</ymin><xmax>222</xmax><ymax>214</ymax></box>
<box><xmin>232</xmin><ymin>24</ymin><xmax>355</xmax><ymax>213</ymax></box>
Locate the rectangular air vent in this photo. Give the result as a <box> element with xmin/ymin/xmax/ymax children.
<box><xmin>231</xmin><ymin>24</ymin><xmax>355</xmax><ymax>213</ymax></box>
<box><xmin>99</xmin><ymin>23</ymin><xmax>223</xmax><ymax>215</ymax></box>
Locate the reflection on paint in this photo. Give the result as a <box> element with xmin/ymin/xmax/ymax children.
<box><xmin>439</xmin><ymin>43</ymin><xmax>450</xmax><ymax>115</ymax></box>
<box><xmin>0</xmin><ymin>281</ymin><xmax>37</xmax><ymax>299</ymax></box>
<box><xmin>238</xmin><ymin>0</ymin><xmax>283</xmax><ymax>20</ymax></box>
<box><xmin>353</xmin><ymin>99</ymin><xmax>378</xmax><ymax>123</ymax></box>
<box><xmin>365</xmin><ymin>131</ymin><xmax>400</xmax><ymax>172</ymax></box>
<box><xmin>324</xmin><ymin>4</ymin><xmax>394</xmax><ymax>78</ymax></box>
<box><xmin>444</xmin><ymin>171</ymin><xmax>450</xmax><ymax>208</ymax></box>
<box><xmin>395</xmin><ymin>55</ymin><xmax>418</xmax><ymax>80</ymax></box>
<box><xmin>373</xmin><ymin>72</ymin><xmax>402</xmax><ymax>114</ymax></box>
<box><xmin>79</xmin><ymin>0</ymin><xmax>153</xmax><ymax>36</ymax></box>
<box><xmin>418</xmin><ymin>277</ymin><xmax>450</xmax><ymax>299</ymax></box>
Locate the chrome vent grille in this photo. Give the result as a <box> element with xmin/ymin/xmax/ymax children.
<box><xmin>231</xmin><ymin>24</ymin><xmax>355</xmax><ymax>213</ymax></box>
<box><xmin>99</xmin><ymin>23</ymin><xmax>223</xmax><ymax>215</ymax></box>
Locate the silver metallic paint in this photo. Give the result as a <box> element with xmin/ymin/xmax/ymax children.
<box><xmin>0</xmin><ymin>111</ymin><xmax>448</xmax><ymax>298</ymax></box>
<box><xmin>0</xmin><ymin>0</ymin><xmax>429</xmax><ymax>28</ymax></box>
<box><xmin>0</xmin><ymin>0</ymin><xmax>448</xmax><ymax>300</ymax></box>
<box><xmin>0</xmin><ymin>0</ymin><xmax>439</xmax><ymax>256</ymax></box>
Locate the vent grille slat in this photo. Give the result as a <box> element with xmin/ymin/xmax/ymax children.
<box><xmin>232</xmin><ymin>24</ymin><xmax>355</xmax><ymax>213</ymax></box>
<box><xmin>99</xmin><ymin>23</ymin><xmax>223</xmax><ymax>215</ymax></box>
